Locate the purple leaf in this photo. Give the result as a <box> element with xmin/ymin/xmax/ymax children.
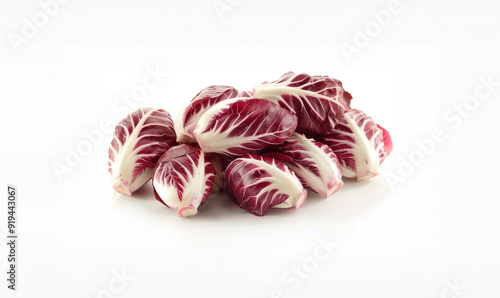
<box><xmin>153</xmin><ymin>144</ymin><xmax>215</xmax><ymax>218</ymax></box>
<box><xmin>224</xmin><ymin>154</ymin><xmax>307</xmax><ymax>216</ymax></box>
<box><xmin>175</xmin><ymin>85</ymin><xmax>238</xmax><ymax>144</ymax></box>
<box><xmin>316</xmin><ymin>109</ymin><xmax>393</xmax><ymax>181</ymax></box>
<box><xmin>264</xmin><ymin>133</ymin><xmax>343</xmax><ymax>197</ymax></box>
<box><xmin>193</xmin><ymin>98</ymin><xmax>298</xmax><ymax>158</ymax></box>
<box><xmin>108</xmin><ymin>108</ymin><xmax>176</xmax><ymax>196</ymax></box>
<box><xmin>253</xmin><ymin>72</ymin><xmax>352</xmax><ymax>135</ymax></box>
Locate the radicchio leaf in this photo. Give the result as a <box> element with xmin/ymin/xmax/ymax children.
<box><xmin>108</xmin><ymin>108</ymin><xmax>176</xmax><ymax>196</ymax></box>
<box><xmin>316</xmin><ymin>109</ymin><xmax>393</xmax><ymax>181</ymax></box>
<box><xmin>253</xmin><ymin>72</ymin><xmax>352</xmax><ymax>135</ymax></box>
<box><xmin>175</xmin><ymin>85</ymin><xmax>238</xmax><ymax>144</ymax></box>
<box><xmin>152</xmin><ymin>144</ymin><xmax>215</xmax><ymax>218</ymax></box>
<box><xmin>193</xmin><ymin>98</ymin><xmax>298</xmax><ymax>158</ymax></box>
<box><xmin>224</xmin><ymin>154</ymin><xmax>307</xmax><ymax>216</ymax></box>
<box><xmin>264</xmin><ymin>132</ymin><xmax>343</xmax><ymax>198</ymax></box>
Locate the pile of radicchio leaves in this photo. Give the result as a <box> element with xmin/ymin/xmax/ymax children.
<box><xmin>108</xmin><ymin>72</ymin><xmax>393</xmax><ymax>217</ymax></box>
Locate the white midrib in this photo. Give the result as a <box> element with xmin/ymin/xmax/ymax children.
<box><xmin>288</xmin><ymin>162</ymin><xmax>324</xmax><ymax>194</ymax></box>
<box><xmin>343</xmin><ymin>114</ymin><xmax>379</xmax><ymax>178</ymax></box>
<box><xmin>154</xmin><ymin>174</ymin><xmax>179</xmax><ymax>208</ymax></box>
<box><xmin>193</xmin><ymin>98</ymin><xmax>242</xmax><ymax>142</ymax></box>
<box><xmin>177</xmin><ymin>102</ymin><xmax>217</xmax><ymax>142</ymax></box>
<box><xmin>253</xmin><ymin>84</ymin><xmax>333</xmax><ymax>102</ymax></box>
<box><xmin>114</xmin><ymin>109</ymin><xmax>156</xmax><ymax>184</ymax></box>
<box><xmin>197</xmin><ymin>124</ymin><xmax>287</xmax><ymax>153</ymax></box>
<box><xmin>178</xmin><ymin>153</ymin><xmax>207</xmax><ymax>210</ymax></box>
<box><xmin>154</xmin><ymin>153</ymin><xmax>207</xmax><ymax>211</ymax></box>
<box><xmin>297</xmin><ymin>133</ymin><xmax>339</xmax><ymax>181</ymax></box>
<box><xmin>247</xmin><ymin>158</ymin><xmax>303</xmax><ymax>208</ymax></box>
<box><xmin>174</xmin><ymin>107</ymin><xmax>187</xmax><ymax>139</ymax></box>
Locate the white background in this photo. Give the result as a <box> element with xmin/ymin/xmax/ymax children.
<box><xmin>1</xmin><ymin>0</ymin><xmax>499</xmax><ymax>297</ymax></box>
